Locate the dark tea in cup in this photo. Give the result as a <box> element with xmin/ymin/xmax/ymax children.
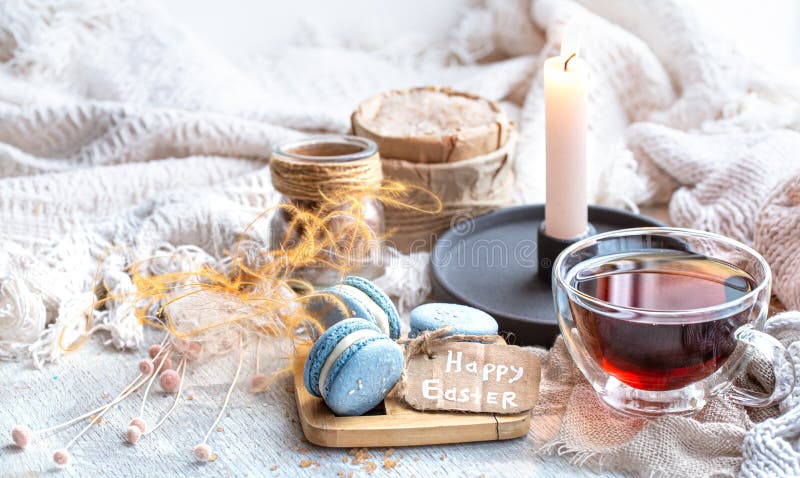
<box><xmin>553</xmin><ymin>228</ymin><xmax>794</xmax><ymax>417</ymax></box>
<box><xmin>569</xmin><ymin>250</ymin><xmax>755</xmax><ymax>391</ymax></box>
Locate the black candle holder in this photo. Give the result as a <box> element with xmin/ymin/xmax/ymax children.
<box><xmin>430</xmin><ymin>204</ymin><xmax>663</xmax><ymax>346</ymax></box>
<box><xmin>535</xmin><ymin>222</ymin><xmax>596</xmax><ymax>283</ymax></box>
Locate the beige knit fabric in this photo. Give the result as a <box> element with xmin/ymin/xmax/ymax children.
<box><xmin>755</xmin><ymin>176</ymin><xmax>800</xmax><ymax>311</ymax></box>
<box><xmin>630</xmin><ymin>126</ymin><xmax>800</xmax><ymax>245</ymax></box>
<box><xmin>0</xmin><ymin>0</ymin><xmax>799</xmax><ymax>477</ymax></box>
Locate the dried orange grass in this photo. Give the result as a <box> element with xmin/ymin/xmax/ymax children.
<box><xmin>60</xmin><ymin>180</ymin><xmax>441</xmax><ymax>359</ymax></box>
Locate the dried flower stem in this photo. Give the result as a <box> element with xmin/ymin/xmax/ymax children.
<box><xmin>139</xmin><ymin>345</ymin><xmax>172</xmax><ymax>418</ymax></box>
<box><xmin>202</xmin><ymin>335</ymin><xmax>245</xmax><ymax>445</ymax></box>
<box><xmin>36</xmin><ymin>373</ymin><xmax>147</xmax><ymax>435</ymax></box>
<box><xmin>63</xmin><ymin>373</ymin><xmax>146</xmax><ymax>450</ymax></box>
<box><xmin>255</xmin><ymin>336</ymin><xmax>263</xmax><ymax>374</ymax></box>
<box><xmin>146</xmin><ymin>357</ymin><xmax>187</xmax><ymax>435</ymax></box>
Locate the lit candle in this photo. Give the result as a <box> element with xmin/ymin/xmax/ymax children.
<box><xmin>544</xmin><ymin>29</ymin><xmax>588</xmax><ymax>240</ymax></box>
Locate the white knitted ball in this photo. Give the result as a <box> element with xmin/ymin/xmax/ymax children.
<box><xmin>0</xmin><ymin>277</ymin><xmax>46</xmax><ymax>359</ymax></box>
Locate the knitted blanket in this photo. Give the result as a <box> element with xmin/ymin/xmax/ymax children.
<box><xmin>0</xmin><ymin>0</ymin><xmax>799</xmax><ymax>476</ymax></box>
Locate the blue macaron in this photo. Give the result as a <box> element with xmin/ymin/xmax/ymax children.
<box><xmin>307</xmin><ymin>276</ymin><xmax>400</xmax><ymax>339</ymax></box>
<box><xmin>409</xmin><ymin>303</ymin><xmax>498</xmax><ymax>338</ymax></box>
<box><xmin>303</xmin><ymin>318</ymin><xmax>404</xmax><ymax>416</ymax></box>
<box><xmin>343</xmin><ymin>276</ymin><xmax>401</xmax><ymax>339</ymax></box>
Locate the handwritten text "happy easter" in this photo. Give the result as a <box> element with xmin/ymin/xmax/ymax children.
<box><xmin>421</xmin><ymin>350</ymin><xmax>526</xmax><ymax>410</ymax></box>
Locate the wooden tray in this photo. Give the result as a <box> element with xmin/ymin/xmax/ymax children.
<box><xmin>293</xmin><ymin>343</ymin><xmax>530</xmax><ymax>447</ymax></box>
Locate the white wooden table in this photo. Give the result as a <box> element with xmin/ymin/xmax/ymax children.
<box><xmin>0</xmin><ymin>332</ymin><xmax>627</xmax><ymax>477</ymax></box>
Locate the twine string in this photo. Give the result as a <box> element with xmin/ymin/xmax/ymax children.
<box><xmin>394</xmin><ymin>326</ymin><xmax>500</xmax><ymax>398</ymax></box>
<box><xmin>269</xmin><ymin>150</ymin><xmax>383</xmax><ymax>201</ymax></box>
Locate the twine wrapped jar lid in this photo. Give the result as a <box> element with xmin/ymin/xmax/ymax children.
<box><xmin>270</xmin><ymin>136</ymin><xmax>382</xmax><ymax>201</ymax></box>
<box><xmin>351</xmin><ymin>86</ymin><xmax>513</xmax><ymax>164</ymax></box>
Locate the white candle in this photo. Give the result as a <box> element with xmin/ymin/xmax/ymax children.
<box><xmin>544</xmin><ymin>35</ymin><xmax>588</xmax><ymax>240</ymax></box>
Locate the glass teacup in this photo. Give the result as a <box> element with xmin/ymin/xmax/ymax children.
<box><xmin>552</xmin><ymin>227</ymin><xmax>795</xmax><ymax>417</ymax></box>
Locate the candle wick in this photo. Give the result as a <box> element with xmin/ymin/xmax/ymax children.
<box><xmin>564</xmin><ymin>53</ymin><xmax>577</xmax><ymax>71</ymax></box>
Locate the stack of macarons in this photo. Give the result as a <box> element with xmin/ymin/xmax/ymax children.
<box><xmin>308</xmin><ymin>276</ymin><xmax>401</xmax><ymax>340</ymax></box>
<box><xmin>303</xmin><ymin>318</ymin><xmax>403</xmax><ymax>416</ymax></box>
<box><xmin>409</xmin><ymin>303</ymin><xmax>498</xmax><ymax>338</ymax></box>
<box><xmin>303</xmin><ymin>276</ymin><xmax>500</xmax><ymax>416</ymax></box>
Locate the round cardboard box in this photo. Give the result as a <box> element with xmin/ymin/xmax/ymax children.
<box><xmin>351</xmin><ymin>86</ymin><xmax>513</xmax><ymax>164</ymax></box>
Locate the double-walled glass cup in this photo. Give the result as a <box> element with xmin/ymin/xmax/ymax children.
<box><xmin>552</xmin><ymin>227</ymin><xmax>795</xmax><ymax>417</ymax></box>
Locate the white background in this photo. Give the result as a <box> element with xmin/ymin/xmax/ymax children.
<box><xmin>163</xmin><ymin>0</ymin><xmax>800</xmax><ymax>69</ymax></box>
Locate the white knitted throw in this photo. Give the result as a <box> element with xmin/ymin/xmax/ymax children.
<box><xmin>0</xmin><ymin>0</ymin><xmax>799</xmax><ymax>476</ymax></box>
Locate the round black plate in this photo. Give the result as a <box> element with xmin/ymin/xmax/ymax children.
<box><xmin>430</xmin><ymin>204</ymin><xmax>664</xmax><ymax>346</ymax></box>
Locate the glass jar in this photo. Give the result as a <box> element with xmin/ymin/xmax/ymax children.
<box><xmin>269</xmin><ymin>135</ymin><xmax>385</xmax><ymax>287</ymax></box>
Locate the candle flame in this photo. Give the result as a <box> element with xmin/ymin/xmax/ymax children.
<box><xmin>560</xmin><ymin>22</ymin><xmax>584</xmax><ymax>62</ymax></box>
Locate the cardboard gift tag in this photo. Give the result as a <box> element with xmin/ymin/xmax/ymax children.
<box><xmin>400</xmin><ymin>340</ymin><xmax>541</xmax><ymax>414</ymax></box>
